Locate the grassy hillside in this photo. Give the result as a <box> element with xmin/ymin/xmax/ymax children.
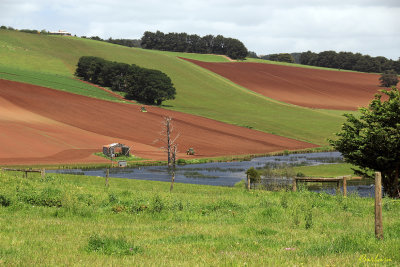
<box><xmin>0</xmin><ymin>30</ymin><xmax>347</xmax><ymax>145</ymax></box>
<box><xmin>0</xmin><ymin>170</ymin><xmax>399</xmax><ymax>266</ymax></box>
<box><xmin>0</xmin><ymin>66</ymin><xmax>125</xmax><ymax>102</ymax></box>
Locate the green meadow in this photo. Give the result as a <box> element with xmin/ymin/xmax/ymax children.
<box><xmin>0</xmin><ymin>66</ymin><xmax>124</xmax><ymax>102</ymax></box>
<box><xmin>0</xmin><ymin>29</ymin><xmax>349</xmax><ymax>145</ymax></box>
<box><xmin>0</xmin><ymin>170</ymin><xmax>399</xmax><ymax>266</ymax></box>
<box><xmin>294</xmin><ymin>163</ymin><xmax>360</xmax><ymax>178</ymax></box>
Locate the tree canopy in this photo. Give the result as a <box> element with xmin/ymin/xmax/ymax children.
<box><xmin>141</xmin><ymin>31</ymin><xmax>248</xmax><ymax>60</ymax></box>
<box><xmin>329</xmin><ymin>88</ymin><xmax>400</xmax><ymax>198</ymax></box>
<box><xmin>300</xmin><ymin>50</ymin><xmax>400</xmax><ymax>73</ymax></box>
<box><xmin>75</xmin><ymin>56</ymin><xmax>176</xmax><ymax>105</ymax></box>
<box><xmin>261</xmin><ymin>53</ymin><xmax>294</xmax><ymax>63</ymax></box>
<box><xmin>379</xmin><ymin>70</ymin><xmax>399</xmax><ymax>87</ymax></box>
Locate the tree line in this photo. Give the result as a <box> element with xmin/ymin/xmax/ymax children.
<box><xmin>300</xmin><ymin>50</ymin><xmax>400</xmax><ymax>73</ymax></box>
<box><xmin>140</xmin><ymin>31</ymin><xmax>248</xmax><ymax>60</ymax></box>
<box><xmin>1</xmin><ymin>25</ymin><xmax>49</xmax><ymax>35</ymax></box>
<box><xmin>80</xmin><ymin>36</ymin><xmax>142</xmax><ymax>48</ymax></box>
<box><xmin>75</xmin><ymin>56</ymin><xmax>176</xmax><ymax>105</ymax></box>
<box><xmin>260</xmin><ymin>53</ymin><xmax>295</xmax><ymax>63</ymax></box>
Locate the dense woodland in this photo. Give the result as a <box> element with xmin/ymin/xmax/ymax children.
<box><xmin>299</xmin><ymin>51</ymin><xmax>400</xmax><ymax>73</ymax></box>
<box><xmin>75</xmin><ymin>56</ymin><xmax>176</xmax><ymax>105</ymax></box>
<box><xmin>140</xmin><ymin>31</ymin><xmax>248</xmax><ymax>60</ymax></box>
<box><xmin>261</xmin><ymin>53</ymin><xmax>295</xmax><ymax>63</ymax></box>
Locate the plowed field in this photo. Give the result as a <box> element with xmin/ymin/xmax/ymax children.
<box><xmin>184</xmin><ymin>58</ymin><xmax>382</xmax><ymax>110</ymax></box>
<box><xmin>0</xmin><ymin>79</ymin><xmax>316</xmax><ymax>165</ymax></box>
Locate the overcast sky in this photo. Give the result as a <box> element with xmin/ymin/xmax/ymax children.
<box><xmin>1</xmin><ymin>0</ymin><xmax>399</xmax><ymax>59</ymax></box>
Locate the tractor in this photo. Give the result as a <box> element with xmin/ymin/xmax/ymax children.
<box><xmin>186</xmin><ymin>148</ymin><xmax>195</xmax><ymax>155</ymax></box>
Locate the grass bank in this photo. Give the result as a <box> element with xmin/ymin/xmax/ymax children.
<box><xmin>0</xmin><ymin>170</ymin><xmax>399</xmax><ymax>266</ymax></box>
<box><xmin>293</xmin><ymin>163</ymin><xmax>359</xmax><ymax>178</ymax></box>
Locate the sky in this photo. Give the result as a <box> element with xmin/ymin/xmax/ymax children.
<box><xmin>1</xmin><ymin>0</ymin><xmax>399</xmax><ymax>59</ymax></box>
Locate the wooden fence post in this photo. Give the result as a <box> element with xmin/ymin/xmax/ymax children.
<box><xmin>292</xmin><ymin>178</ymin><xmax>297</xmax><ymax>192</ymax></box>
<box><xmin>105</xmin><ymin>169</ymin><xmax>110</xmax><ymax>187</ymax></box>
<box><xmin>41</xmin><ymin>169</ymin><xmax>45</xmax><ymax>179</ymax></box>
<box><xmin>375</xmin><ymin>172</ymin><xmax>383</xmax><ymax>240</ymax></box>
<box><xmin>247</xmin><ymin>174</ymin><xmax>250</xmax><ymax>190</ymax></box>
<box><xmin>343</xmin><ymin>176</ymin><xmax>347</xmax><ymax>197</ymax></box>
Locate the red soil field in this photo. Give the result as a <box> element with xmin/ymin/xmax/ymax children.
<box><xmin>0</xmin><ymin>79</ymin><xmax>316</xmax><ymax>165</ymax></box>
<box><xmin>183</xmin><ymin>58</ymin><xmax>383</xmax><ymax>110</ymax></box>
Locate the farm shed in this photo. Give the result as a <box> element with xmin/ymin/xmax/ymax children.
<box><xmin>103</xmin><ymin>143</ymin><xmax>130</xmax><ymax>157</ymax></box>
<box><xmin>48</xmin><ymin>30</ymin><xmax>72</xmax><ymax>36</ymax></box>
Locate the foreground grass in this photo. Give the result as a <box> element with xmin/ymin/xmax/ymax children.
<box><xmin>0</xmin><ymin>29</ymin><xmax>347</xmax><ymax>145</ymax></box>
<box><xmin>0</xmin><ymin>171</ymin><xmax>399</xmax><ymax>266</ymax></box>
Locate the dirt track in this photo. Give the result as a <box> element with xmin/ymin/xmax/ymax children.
<box><xmin>183</xmin><ymin>58</ymin><xmax>383</xmax><ymax>110</ymax></box>
<box><xmin>0</xmin><ymin>79</ymin><xmax>316</xmax><ymax>165</ymax></box>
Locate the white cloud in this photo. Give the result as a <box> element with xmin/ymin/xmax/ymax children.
<box><xmin>0</xmin><ymin>0</ymin><xmax>399</xmax><ymax>59</ymax></box>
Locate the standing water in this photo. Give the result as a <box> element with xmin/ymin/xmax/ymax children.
<box><xmin>49</xmin><ymin>152</ymin><xmax>375</xmax><ymax>197</ymax></box>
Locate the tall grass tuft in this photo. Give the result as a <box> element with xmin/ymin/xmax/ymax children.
<box><xmin>86</xmin><ymin>234</ymin><xmax>141</xmax><ymax>256</ymax></box>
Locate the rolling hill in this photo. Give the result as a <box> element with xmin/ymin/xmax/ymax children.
<box><xmin>183</xmin><ymin>58</ymin><xmax>382</xmax><ymax>110</ymax></box>
<box><xmin>0</xmin><ymin>29</ymin><xmax>349</xmax><ymax>147</ymax></box>
<box><xmin>0</xmin><ymin>79</ymin><xmax>315</xmax><ymax>165</ymax></box>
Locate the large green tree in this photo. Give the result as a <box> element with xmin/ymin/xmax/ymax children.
<box><xmin>126</xmin><ymin>68</ymin><xmax>176</xmax><ymax>105</ymax></box>
<box><xmin>379</xmin><ymin>70</ymin><xmax>399</xmax><ymax>88</ymax></box>
<box><xmin>75</xmin><ymin>56</ymin><xmax>176</xmax><ymax>105</ymax></box>
<box><xmin>329</xmin><ymin>88</ymin><xmax>400</xmax><ymax>198</ymax></box>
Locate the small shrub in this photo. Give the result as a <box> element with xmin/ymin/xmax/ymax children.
<box><xmin>39</xmin><ymin>188</ymin><xmax>62</xmax><ymax>207</ymax></box>
<box><xmin>246</xmin><ymin>167</ymin><xmax>260</xmax><ymax>185</ymax></box>
<box><xmin>108</xmin><ymin>193</ymin><xmax>119</xmax><ymax>203</ymax></box>
<box><xmin>19</xmin><ymin>187</ymin><xmax>62</xmax><ymax>207</ymax></box>
<box><xmin>291</xmin><ymin>209</ymin><xmax>300</xmax><ymax>228</ymax></box>
<box><xmin>0</xmin><ymin>194</ymin><xmax>11</xmax><ymax>207</ymax></box>
<box><xmin>305</xmin><ymin>208</ymin><xmax>313</xmax><ymax>229</ymax></box>
<box><xmin>130</xmin><ymin>199</ymin><xmax>148</xmax><ymax>213</ymax></box>
<box><xmin>172</xmin><ymin>200</ymin><xmax>184</xmax><ymax>211</ymax></box>
<box><xmin>40</xmin><ymin>175</ymin><xmax>55</xmax><ymax>183</ymax></box>
<box><xmin>86</xmin><ymin>234</ymin><xmax>141</xmax><ymax>255</ymax></box>
<box><xmin>296</xmin><ymin>172</ymin><xmax>305</xmax><ymax>177</ymax></box>
<box><xmin>77</xmin><ymin>193</ymin><xmax>95</xmax><ymax>206</ymax></box>
<box><xmin>151</xmin><ymin>194</ymin><xmax>165</xmax><ymax>213</ymax></box>
<box><xmin>280</xmin><ymin>195</ymin><xmax>288</xmax><ymax>209</ymax></box>
<box><xmin>112</xmin><ymin>205</ymin><xmax>125</xmax><ymax>213</ymax></box>
<box><xmin>177</xmin><ymin>159</ymin><xmax>186</xmax><ymax>164</ymax></box>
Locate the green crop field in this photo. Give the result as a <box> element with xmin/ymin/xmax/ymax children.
<box><xmin>0</xmin><ymin>66</ymin><xmax>125</xmax><ymax>102</ymax></box>
<box><xmin>0</xmin><ymin>171</ymin><xmax>399</xmax><ymax>266</ymax></box>
<box><xmin>0</xmin><ymin>29</ymin><xmax>350</xmax><ymax>145</ymax></box>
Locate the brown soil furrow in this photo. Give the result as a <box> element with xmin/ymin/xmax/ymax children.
<box><xmin>0</xmin><ymin>79</ymin><xmax>316</xmax><ymax>165</ymax></box>
<box><xmin>183</xmin><ymin>58</ymin><xmax>384</xmax><ymax>110</ymax></box>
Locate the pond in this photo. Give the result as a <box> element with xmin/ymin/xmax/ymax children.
<box><xmin>49</xmin><ymin>152</ymin><xmax>375</xmax><ymax>197</ymax></box>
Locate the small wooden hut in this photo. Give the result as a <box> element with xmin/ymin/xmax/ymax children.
<box><xmin>103</xmin><ymin>143</ymin><xmax>130</xmax><ymax>157</ymax></box>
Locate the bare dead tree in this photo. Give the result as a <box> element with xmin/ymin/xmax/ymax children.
<box><xmin>153</xmin><ymin>117</ymin><xmax>180</xmax><ymax>192</ymax></box>
<box><xmin>154</xmin><ymin>116</ymin><xmax>179</xmax><ymax>168</ymax></box>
